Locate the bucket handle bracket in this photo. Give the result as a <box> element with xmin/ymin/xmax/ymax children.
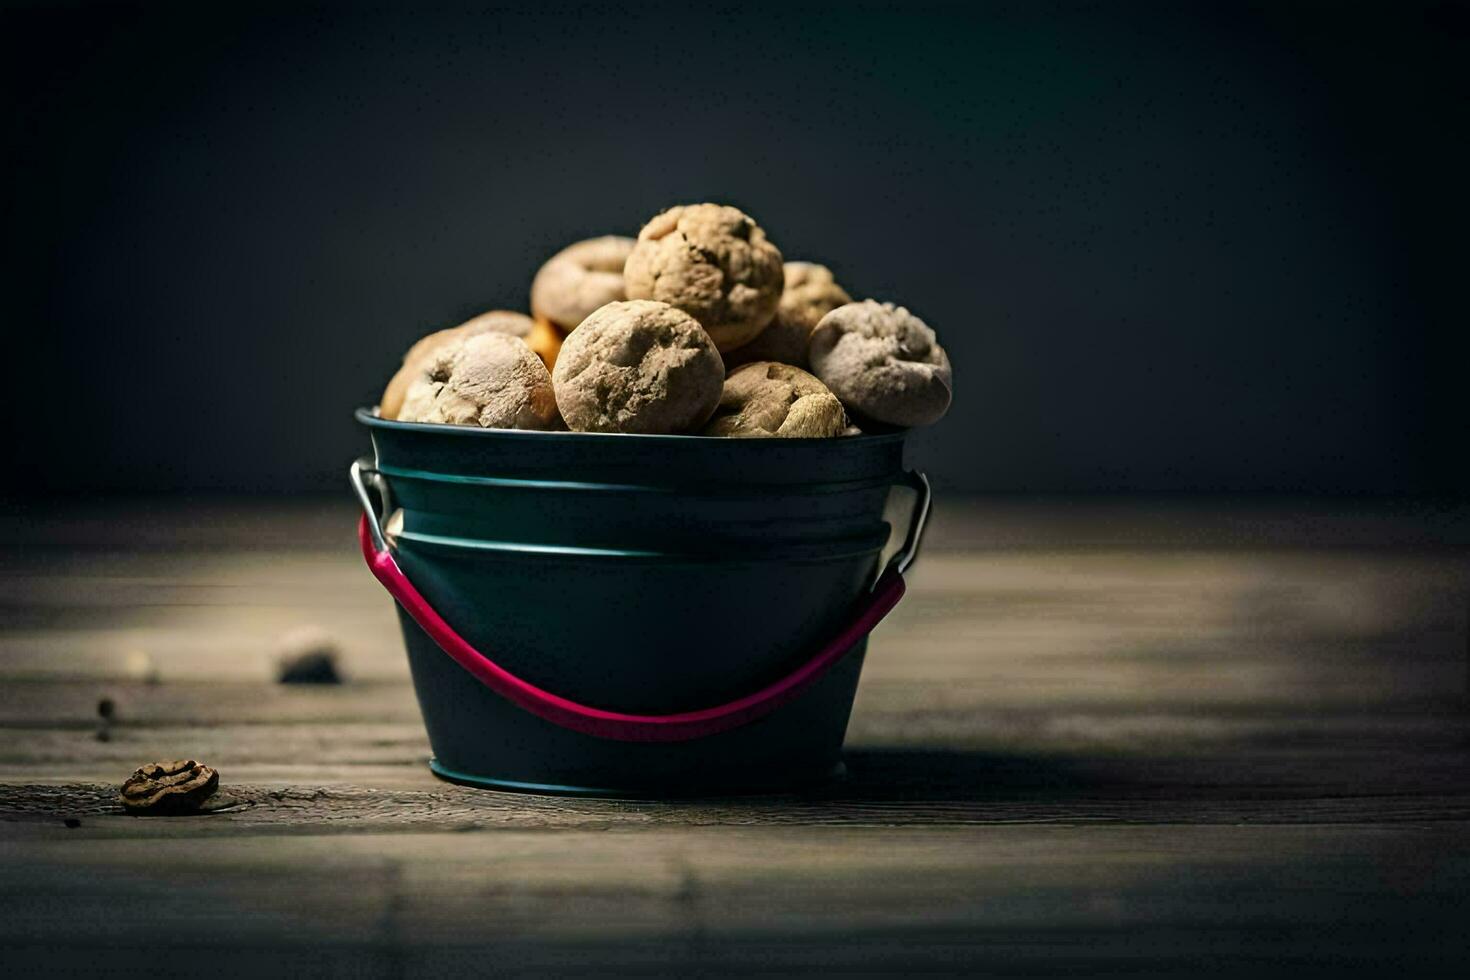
<box><xmin>351</xmin><ymin>457</ymin><xmax>392</xmax><ymax>554</ymax></box>
<box><xmin>890</xmin><ymin>469</ymin><xmax>930</xmax><ymax>579</ymax></box>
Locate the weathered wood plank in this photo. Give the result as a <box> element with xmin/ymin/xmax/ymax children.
<box><xmin>1</xmin><ymin>825</ymin><xmax>1466</xmax><ymax>976</ymax></box>
<box><xmin>1</xmin><ymin>677</ymin><xmax>1465</xmax><ymax>794</ymax></box>
<box><xmin>4</xmin><ymin>779</ymin><xmax>1470</xmax><ymax>835</ymax></box>
<box><xmin>3</xmin><ymin>500</ymin><xmax>1468</xmax><ymax>975</ymax></box>
<box><xmin>2</xmin><ymin>677</ymin><xmax>1464</xmax><ymax>735</ymax></box>
<box><xmin>4</xmin><ymin>549</ymin><xmax>1466</xmax><ymax>698</ymax></box>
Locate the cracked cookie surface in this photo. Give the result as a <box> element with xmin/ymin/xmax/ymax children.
<box><xmin>622</xmin><ymin>204</ymin><xmax>784</xmax><ymax>352</ymax></box>
<box><xmin>530</xmin><ymin>236</ymin><xmax>635</xmax><ymax>332</ymax></box>
<box><xmin>725</xmin><ymin>262</ymin><xmax>852</xmax><ymax>370</ymax></box>
<box><xmin>380</xmin><ymin>310</ymin><xmax>533</xmax><ymax>419</ymax></box>
<box><xmin>809</xmin><ymin>300</ymin><xmax>952</xmax><ymax>427</ymax></box>
<box><xmin>398</xmin><ymin>332</ymin><xmax>562</xmax><ymax>430</ymax></box>
<box><xmin>120</xmin><ymin>759</ymin><xmax>220</xmax><ymax>814</ymax></box>
<box><xmin>702</xmin><ymin>361</ymin><xmax>847</xmax><ymax>438</ymax></box>
<box><xmin>551</xmin><ymin>299</ymin><xmax>723</xmax><ymax>434</ymax></box>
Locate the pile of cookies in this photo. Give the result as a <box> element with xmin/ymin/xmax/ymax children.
<box><xmin>378</xmin><ymin>203</ymin><xmax>952</xmax><ymax>437</ymax></box>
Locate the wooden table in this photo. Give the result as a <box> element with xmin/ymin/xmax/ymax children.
<box><xmin>3</xmin><ymin>498</ymin><xmax>1468</xmax><ymax>976</ymax></box>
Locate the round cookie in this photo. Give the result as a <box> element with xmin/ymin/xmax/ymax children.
<box><xmin>725</xmin><ymin>262</ymin><xmax>851</xmax><ymax>370</ymax></box>
<box><xmin>380</xmin><ymin>310</ymin><xmax>533</xmax><ymax>419</ymax></box>
<box><xmin>398</xmin><ymin>332</ymin><xmax>562</xmax><ymax>430</ymax></box>
<box><xmin>552</xmin><ymin>299</ymin><xmax>724</xmax><ymax>434</ymax></box>
<box><xmin>701</xmin><ymin>362</ymin><xmax>847</xmax><ymax>439</ymax></box>
<box><xmin>808</xmin><ymin>300</ymin><xmax>953</xmax><ymax>427</ymax></box>
<box><xmin>622</xmin><ymin>203</ymin><xmax>784</xmax><ymax>353</ymax></box>
<box><xmin>530</xmin><ymin>235</ymin><xmax>635</xmax><ymax>332</ymax></box>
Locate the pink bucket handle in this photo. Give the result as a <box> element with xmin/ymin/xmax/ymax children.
<box><xmin>352</xmin><ymin>460</ymin><xmax>929</xmax><ymax>743</ymax></box>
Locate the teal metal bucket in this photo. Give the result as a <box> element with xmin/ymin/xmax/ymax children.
<box><xmin>352</xmin><ymin>407</ymin><xmax>929</xmax><ymax>797</ymax></box>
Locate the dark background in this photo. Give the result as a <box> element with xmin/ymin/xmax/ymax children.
<box><xmin>2</xmin><ymin>1</ymin><xmax>1465</xmax><ymax>497</ymax></box>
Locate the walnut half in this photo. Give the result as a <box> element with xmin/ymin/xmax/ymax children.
<box><xmin>120</xmin><ymin>759</ymin><xmax>220</xmax><ymax>814</ymax></box>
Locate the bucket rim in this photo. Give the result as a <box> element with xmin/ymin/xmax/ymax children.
<box><xmin>391</xmin><ymin>525</ymin><xmax>890</xmax><ymax>563</ymax></box>
<box><xmin>355</xmin><ymin>406</ymin><xmax>907</xmax><ymax>446</ymax></box>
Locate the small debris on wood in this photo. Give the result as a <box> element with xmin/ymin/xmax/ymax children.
<box><xmin>275</xmin><ymin>626</ymin><xmax>344</xmax><ymax>684</ymax></box>
<box><xmin>96</xmin><ymin>697</ymin><xmax>115</xmax><ymax>741</ymax></box>
<box><xmin>120</xmin><ymin>759</ymin><xmax>220</xmax><ymax>814</ymax></box>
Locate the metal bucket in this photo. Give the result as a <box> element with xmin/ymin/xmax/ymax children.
<box><xmin>351</xmin><ymin>407</ymin><xmax>930</xmax><ymax>797</ymax></box>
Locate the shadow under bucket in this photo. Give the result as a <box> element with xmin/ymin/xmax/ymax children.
<box><xmin>352</xmin><ymin>408</ymin><xmax>929</xmax><ymax>797</ymax></box>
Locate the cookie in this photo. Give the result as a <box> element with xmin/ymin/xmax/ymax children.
<box><xmin>530</xmin><ymin>235</ymin><xmax>635</xmax><ymax>332</ymax></box>
<box><xmin>725</xmin><ymin>262</ymin><xmax>851</xmax><ymax>370</ymax></box>
<box><xmin>398</xmin><ymin>332</ymin><xmax>562</xmax><ymax>430</ymax></box>
<box><xmin>552</xmin><ymin>299</ymin><xmax>724</xmax><ymax>434</ymax></box>
<box><xmin>701</xmin><ymin>361</ymin><xmax>847</xmax><ymax>439</ymax></box>
<box><xmin>120</xmin><ymin>759</ymin><xmax>220</xmax><ymax>814</ymax></box>
<box><xmin>379</xmin><ymin>310</ymin><xmax>534</xmax><ymax>419</ymax></box>
<box><xmin>526</xmin><ymin>315</ymin><xmax>566</xmax><ymax>372</ymax></box>
<box><xmin>808</xmin><ymin>300</ymin><xmax>952</xmax><ymax>427</ymax></box>
<box><xmin>622</xmin><ymin>203</ymin><xmax>784</xmax><ymax>352</ymax></box>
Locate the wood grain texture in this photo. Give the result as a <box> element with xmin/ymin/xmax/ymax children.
<box><xmin>2</xmin><ymin>499</ymin><xmax>1468</xmax><ymax>976</ymax></box>
<box><xmin>5</xmin><ymin>825</ymin><xmax>1469</xmax><ymax>976</ymax></box>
